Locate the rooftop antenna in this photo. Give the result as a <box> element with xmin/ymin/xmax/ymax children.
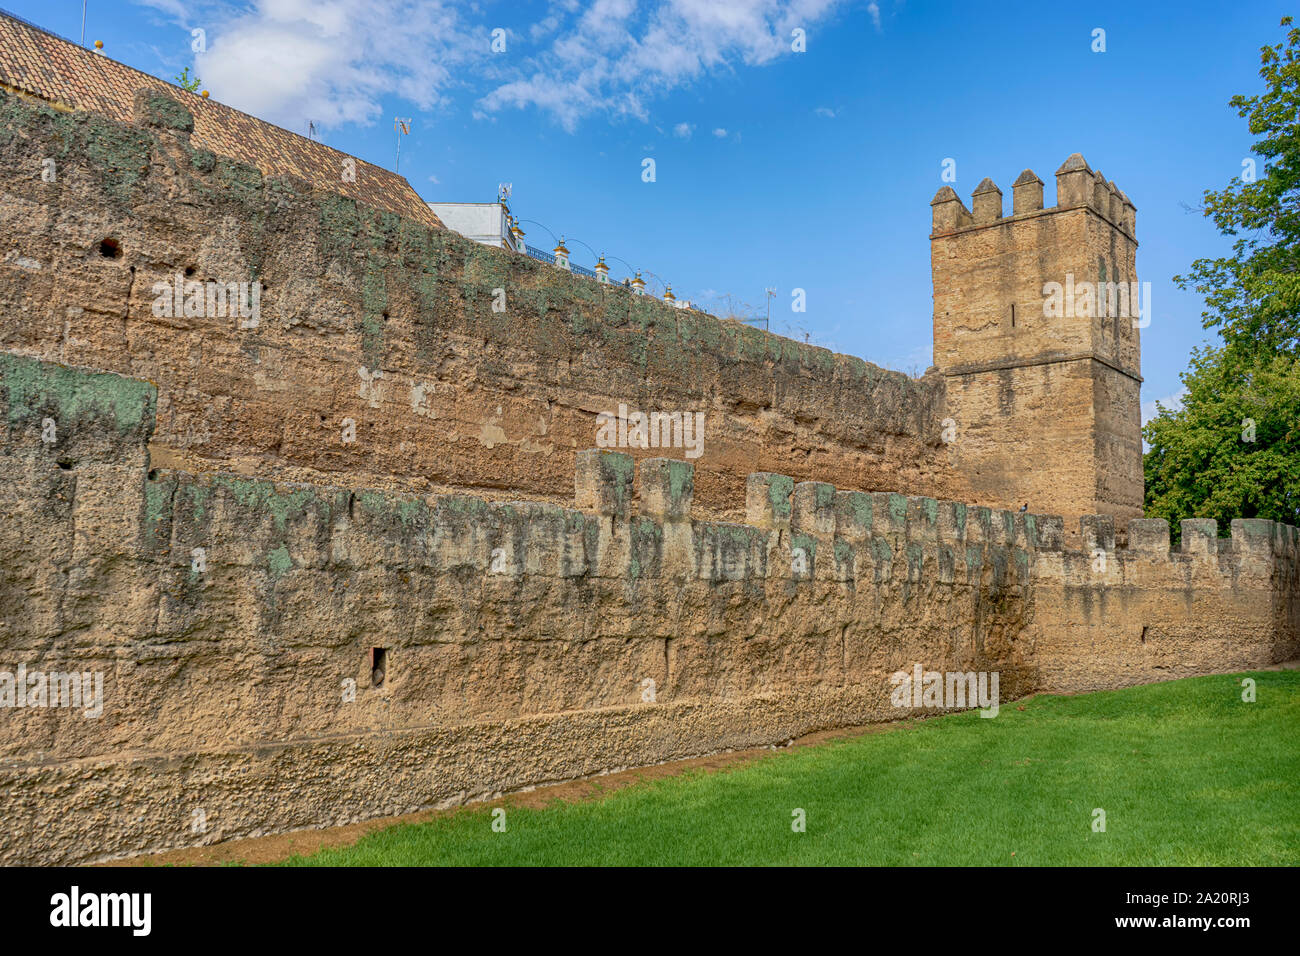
<box><xmin>764</xmin><ymin>287</ymin><xmax>776</xmax><ymax>332</ymax></box>
<box><xmin>497</xmin><ymin>182</ymin><xmax>512</xmax><ymax>203</ymax></box>
<box><xmin>394</xmin><ymin>117</ymin><xmax>411</xmax><ymax>173</ymax></box>
<box><xmin>80</xmin><ymin>1</ymin><xmax>87</xmax><ymax>45</ymax></box>
<box><xmin>307</xmin><ymin>120</ymin><xmax>318</xmax><ymax>141</ymax></box>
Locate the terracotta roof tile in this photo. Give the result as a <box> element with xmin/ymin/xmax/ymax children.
<box><xmin>0</xmin><ymin>10</ymin><xmax>443</xmax><ymax>229</ymax></box>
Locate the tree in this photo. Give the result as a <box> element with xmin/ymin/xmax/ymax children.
<box><xmin>174</xmin><ymin>67</ymin><xmax>202</xmax><ymax>94</ymax></box>
<box><xmin>1144</xmin><ymin>18</ymin><xmax>1300</xmax><ymax>532</ymax></box>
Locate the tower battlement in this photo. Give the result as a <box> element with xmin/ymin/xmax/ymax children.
<box><xmin>931</xmin><ymin>154</ymin><xmax>1143</xmax><ymax>527</ymax></box>
<box><xmin>931</xmin><ymin>154</ymin><xmax>1136</xmax><ymax>236</ymax></box>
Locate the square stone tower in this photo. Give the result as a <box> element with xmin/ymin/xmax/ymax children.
<box><xmin>931</xmin><ymin>154</ymin><xmax>1143</xmax><ymax>528</ymax></box>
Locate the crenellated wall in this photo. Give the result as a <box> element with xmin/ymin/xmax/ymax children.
<box><xmin>1</xmin><ymin>354</ymin><xmax>1295</xmax><ymax>864</ymax></box>
<box><xmin>1031</xmin><ymin>515</ymin><xmax>1300</xmax><ymax>692</ymax></box>
<box><xmin>0</xmin><ymin>35</ymin><xmax>1292</xmax><ymax>867</ymax></box>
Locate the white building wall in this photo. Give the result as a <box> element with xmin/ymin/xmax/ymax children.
<box><xmin>426</xmin><ymin>202</ymin><xmax>517</xmax><ymax>249</ymax></box>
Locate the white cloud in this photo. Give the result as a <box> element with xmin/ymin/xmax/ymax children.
<box><xmin>189</xmin><ymin>0</ymin><xmax>482</xmax><ymax>130</ymax></box>
<box><xmin>814</xmin><ymin>106</ymin><xmax>835</xmax><ymax>117</ymax></box>
<box><xmin>712</xmin><ymin>127</ymin><xmax>728</xmax><ymax>137</ymax></box>
<box><xmin>147</xmin><ymin>0</ymin><xmax>845</xmax><ymax>135</ymax></box>
<box><xmin>427</xmin><ymin>173</ymin><xmax>441</xmax><ymax>184</ymax></box>
<box><xmin>478</xmin><ymin>0</ymin><xmax>844</xmax><ymax>131</ymax></box>
<box><xmin>673</xmin><ymin>121</ymin><xmax>694</xmax><ymax>138</ymax></box>
<box><xmin>868</xmin><ymin>1</ymin><xmax>881</xmax><ymax>29</ymax></box>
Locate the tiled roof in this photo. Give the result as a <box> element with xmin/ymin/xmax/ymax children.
<box><xmin>0</xmin><ymin>10</ymin><xmax>443</xmax><ymax>229</ymax></box>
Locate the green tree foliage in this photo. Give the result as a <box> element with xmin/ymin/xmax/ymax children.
<box><xmin>1144</xmin><ymin>18</ymin><xmax>1300</xmax><ymax>531</ymax></box>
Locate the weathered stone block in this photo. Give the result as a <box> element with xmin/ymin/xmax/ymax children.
<box><xmin>1128</xmin><ymin>518</ymin><xmax>1170</xmax><ymax>553</ymax></box>
<box><xmin>871</xmin><ymin>492</ymin><xmax>907</xmax><ymax>536</ymax></box>
<box><xmin>937</xmin><ymin>500</ymin><xmax>966</xmax><ymax>544</ymax></box>
<box><xmin>906</xmin><ymin>496</ymin><xmax>939</xmax><ymax>542</ymax></box>
<box><xmin>1230</xmin><ymin>518</ymin><xmax>1276</xmax><ymax>556</ymax></box>
<box><xmin>639</xmin><ymin>458</ymin><xmax>693</xmax><ymax>523</ymax></box>
<box><xmin>1080</xmin><ymin>515</ymin><xmax>1115</xmax><ymax>552</ymax></box>
<box><xmin>792</xmin><ymin>481</ymin><xmax>835</xmax><ymax>536</ymax></box>
<box><xmin>833</xmin><ymin>490</ymin><xmax>872</xmax><ymax>541</ymax></box>
<box><xmin>575</xmin><ymin>449</ymin><xmax>633</xmax><ymax>519</ymax></box>
<box><xmin>746</xmin><ymin>473</ymin><xmax>794</xmax><ymax>530</ymax></box>
<box><xmin>1180</xmin><ymin>519</ymin><xmax>1218</xmax><ymax>555</ymax></box>
<box><xmin>1033</xmin><ymin>514</ymin><xmax>1064</xmax><ymax>550</ymax></box>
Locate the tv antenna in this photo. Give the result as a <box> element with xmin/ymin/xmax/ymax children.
<box><xmin>307</xmin><ymin>120</ymin><xmax>318</xmax><ymax>141</ymax></box>
<box><xmin>394</xmin><ymin>117</ymin><xmax>412</xmax><ymax>172</ymax></box>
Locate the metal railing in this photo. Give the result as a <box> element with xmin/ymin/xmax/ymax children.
<box><xmin>524</xmin><ymin>244</ymin><xmax>555</xmax><ymax>265</ymax></box>
<box><xmin>521</xmin><ymin>241</ymin><xmax>707</xmax><ymax>315</ymax></box>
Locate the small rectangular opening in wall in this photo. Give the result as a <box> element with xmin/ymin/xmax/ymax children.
<box><xmin>1139</xmin><ymin>626</ymin><xmax>1147</xmax><ymax>644</ymax></box>
<box><xmin>370</xmin><ymin>647</ymin><xmax>388</xmax><ymax>687</ymax></box>
<box><xmin>1010</xmin><ymin>303</ymin><xmax>1016</xmax><ymax>328</ymax></box>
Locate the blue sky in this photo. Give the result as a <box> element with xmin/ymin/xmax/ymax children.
<box><xmin>11</xmin><ymin>0</ymin><xmax>1293</xmax><ymax>418</ymax></box>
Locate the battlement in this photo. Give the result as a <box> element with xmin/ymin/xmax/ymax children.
<box><xmin>1</xmin><ymin>353</ymin><xmax>1296</xmax><ymax>864</ymax></box>
<box><xmin>931</xmin><ymin>154</ymin><xmax>1136</xmax><ymax>238</ymax></box>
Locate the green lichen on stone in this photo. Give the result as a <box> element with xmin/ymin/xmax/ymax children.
<box><xmin>677</xmin><ymin>309</ymin><xmax>723</xmax><ymax>354</ymax></box>
<box><xmin>923</xmin><ymin>498</ymin><xmax>938</xmax><ymax>525</ymax></box>
<box><xmin>660</xmin><ymin>459</ymin><xmax>693</xmax><ymax>510</ymax></box>
<box><xmin>54</xmin><ymin>111</ymin><xmax>153</xmax><ymax>203</ymax></box>
<box><xmin>317</xmin><ymin>194</ymin><xmax>366</xmax><ymax>259</ymax></box>
<box><xmin>190</xmin><ymin>148</ymin><xmax>216</xmax><ymax>173</ymax></box>
<box><xmin>791</xmin><ymin>532</ymin><xmax>818</xmax><ymax>559</ymax></box>
<box><xmin>1024</xmin><ymin>513</ymin><xmax>1038</xmax><ymax>545</ymax></box>
<box><xmin>628</xmin><ymin>517</ymin><xmax>664</xmax><ymax>580</ymax></box>
<box><xmin>212</xmin><ymin>475</ymin><xmax>316</xmax><ymax>532</ymax></box>
<box><xmin>839</xmin><ymin>491</ymin><xmax>872</xmax><ymax>531</ymax></box>
<box><xmin>137</xmin><ymin>92</ymin><xmax>193</xmax><ymax>132</ymax></box>
<box><xmin>1003</xmin><ymin>510</ymin><xmax>1015</xmax><ymax>539</ymax></box>
<box><xmin>183</xmin><ymin>483</ymin><xmax>212</xmax><ymax>522</ymax></box>
<box><xmin>602</xmin><ymin>451</ymin><xmax>635</xmax><ymax>512</ymax></box>
<box><xmin>953</xmin><ymin>503</ymin><xmax>967</xmax><ymax>536</ymax></box>
<box><xmin>888</xmin><ymin>493</ymin><xmax>908</xmax><ymax>527</ymax></box>
<box><xmin>583</xmin><ymin>514</ymin><xmax>601</xmax><ymax>563</ymax></box>
<box><xmin>359</xmin><ymin>490</ymin><xmax>428</xmax><ymax>527</ymax></box>
<box><xmin>463</xmin><ymin>241</ymin><xmax>512</xmax><ymax>291</ymax></box>
<box><xmin>906</xmin><ymin>542</ymin><xmax>924</xmax><ymax>577</ymax></box>
<box><xmin>815</xmin><ymin>483</ymin><xmax>835</xmax><ymax>510</ymax></box>
<box><xmin>765</xmin><ymin>474</ymin><xmax>795</xmax><ymax>519</ymax></box>
<box><xmin>267</xmin><ymin>544</ymin><xmax>294</xmax><ymax>579</ymax></box>
<box><xmin>0</xmin><ymin>353</ymin><xmax>155</xmax><ymax>435</ymax></box>
<box><xmin>939</xmin><ymin>546</ymin><xmax>956</xmax><ymax>581</ymax></box>
<box><xmin>833</xmin><ymin>538</ymin><xmax>853</xmax><ymax>569</ymax></box>
<box><xmin>144</xmin><ymin>479</ymin><xmax>171</xmax><ymax>524</ymax></box>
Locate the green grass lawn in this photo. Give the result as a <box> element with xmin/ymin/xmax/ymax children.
<box><xmin>277</xmin><ymin>670</ymin><xmax>1299</xmax><ymax>866</ymax></box>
